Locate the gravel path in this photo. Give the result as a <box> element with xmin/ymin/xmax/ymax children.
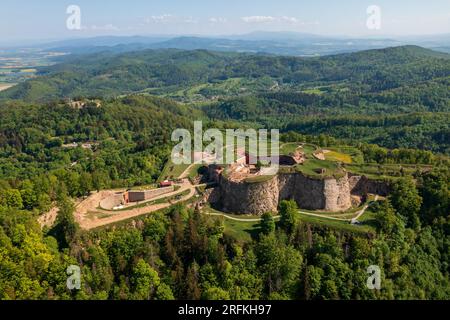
<box><xmin>74</xmin><ymin>180</ymin><xmax>196</xmax><ymax>230</ymax></box>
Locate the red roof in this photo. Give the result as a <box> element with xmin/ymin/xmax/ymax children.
<box><xmin>160</xmin><ymin>180</ymin><xmax>173</xmax><ymax>187</ymax></box>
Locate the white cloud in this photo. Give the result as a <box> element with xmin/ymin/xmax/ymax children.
<box><xmin>148</xmin><ymin>14</ymin><xmax>173</xmax><ymax>23</ymax></box>
<box><xmin>281</xmin><ymin>16</ymin><xmax>299</xmax><ymax>24</ymax></box>
<box><xmin>146</xmin><ymin>14</ymin><xmax>199</xmax><ymax>25</ymax></box>
<box><xmin>184</xmin><ymin>16</ymin><xmax>199</xmax><ymax>24</ymax></box>
<box><xmin>209</xmin><ymin>17</ymin><xmax>227</xmax><ymax>23</ymax></box>
<box><xmin>90</xmin><ymin>24</ymin><xmax>119</xmax><ymax>31</ymax></box>
<box><xmin>241</xmin><ymin>15</ymin><xmax>302</xmax><ymax>24</ymax></box>
<box><xmin>241</xmin><ymin>16</ymin><xmax>276</xmax><ymax>23</ymax></box>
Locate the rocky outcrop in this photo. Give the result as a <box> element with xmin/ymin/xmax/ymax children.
<box><xmin>211</xmin><ymin>170</ymin><xmax>388</xmax><ymax>215</ymax></box>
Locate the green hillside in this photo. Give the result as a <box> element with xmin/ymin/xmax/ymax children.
<box><xmin>2</xmin><ymin>46</ymin><xmax>449</xmax><ymax>106</ymax></box>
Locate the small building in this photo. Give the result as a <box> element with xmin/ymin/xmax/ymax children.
<box><xmin>160</xmin><ymin>180</ymin><xmax>173</xmax><ymax>188</ymax></box>
<box><xmin>128</xmin><ymin>190</ymin><xmax>151</xmax><ymax>203</ymax></box>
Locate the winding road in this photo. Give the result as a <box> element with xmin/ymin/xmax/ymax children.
<box><xmin>74</xmin><ymin>179</ymin><xmax>197</xmax><ymax>230</ymax></box>
<box><xmin>204</xmin><ymin>212</ymin><xmax>280</xmax><ymax>222</ymax></box>
<box><xmin>203</xmin><ymin>195</ymin><xmax>379</xmax><ymax>224</ymax></box>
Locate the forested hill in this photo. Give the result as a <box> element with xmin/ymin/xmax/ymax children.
<box><xmin>1</xmin><ymin>45</ymin><xmax>449</xmax><ymax>104</ymax></box>
<box><xmin>0</xmin><ymin>95</ymin><xmax>201</xmax><ymax>182</ymax></box>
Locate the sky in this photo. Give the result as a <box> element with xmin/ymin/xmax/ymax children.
<box><xmin>1</xmin><ymin>0</ymin><xmax>449</xmax><ymax>42</ymax></box>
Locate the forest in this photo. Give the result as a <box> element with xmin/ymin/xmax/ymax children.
<box><xmin>1</xmin><ymin>45</ymin><xmax>448</xmax><ymax>154</ymax></box>
<box><xmin>0</xmin><ymin>45</ymin><xmax>449</xmax><ymax>300</ymax></box>
<box><xmin>1</xmin><ymin>173</ymin><xmax>449</xmax><ymax>299</ymax></box>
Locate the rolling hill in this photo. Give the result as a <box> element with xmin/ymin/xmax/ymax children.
<box><xmin>1</xmin><ymin>45</ymin><xmax>449</xmax><ymax>106</ymax></box>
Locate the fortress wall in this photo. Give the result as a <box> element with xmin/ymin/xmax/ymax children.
<box><xmin>217</xmin><ymin>172</ymin><xmax>352</xmax><ymax>215</ymax></box>
<box><xmin>349</xmin><ymin>174</ymin><xmax>390</xmax><ymax>196</ymax></box>
<box><xmin>214</xmin><ymin>170</ymin><xmax>389</xmax><ymax>215</ymax></box>
<box><xmin>323</xmin><ymin>176</ymin><xmax>352</xmax><ymax>211</ymax></box>
<box><xmin>128</xmin><ymin>186</ymin><xmax>174</xmax><ymax>202</ymax></box>
<box><xmin>218</xmin><ymin>175</ymin><xmax>279</xmax><ymax>215</ymax></box>
<box><xmin>278</xmin><ymin>173</ymin><xmax>327</xmax><ymax>210</ymax></box>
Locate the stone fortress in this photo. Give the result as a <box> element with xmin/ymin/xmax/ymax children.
<box><xmin>202</xmin><ymin>146</ymin><xmax>389</xmax><ymax>215</ymax></box>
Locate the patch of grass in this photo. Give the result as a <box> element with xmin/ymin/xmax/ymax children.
<box><xmin>244</xmin><ymin>174</ymin><xmax>276</xmax><ymax>183</ymax></box>
<box><xmin>301</xmin><ymin>88</ymin><xmax>324</xmax><ymax>95</ymax></box>
<box><xmin>329</xmin><ymin>146</ymin><xmax>364</xmax><ymax>163</ymax></box>
<box><xmin>158</xmin><ymin>159</ymin><xmax>190</xmax><ymax>182</ymax></box>
<box><xmin>299</xmin><ymin>203</ymin><xmax>364</xmax><ymax>216</ymax></box>
<box><xmin>358</xmin><ymin>209</ymin><xmax>379</xmax><ymax>230</ymax></box>
<box><xmin>91</xmin><ymin>206</ymin><xmax>173</xmax><ymax>231</ymax></box>
<box><xmin>196</xmin><ymin>185</ymin><xmax>207</xmax><ymax>194</ymax></box>
<box><xmin>205</xmin><ymin>205</ymin><xmax>274</xmax><ymax>221</ymax></box>
<box><xmin>295</xmin><ymin>159</ymin><xmax>345</xmax><ymax>179</ymax></box>
<box><xmin>298</xmin><ymin>213</ymin><xmax>375</xmax><ymax>235</ymax></box>
<box><xmin>280</xmin><ymin>142</ymin><xmax>317</xmax><ymax>157</ymax></box>
<box><xmin>344</xmin><ymin>163</ymin><xmax>431</xmax><ymax>180</ymax></box>
<box><xmin>130</xmin><ymin>184</ymin><xmax>158</xmax><ymax>191</ymax></box>
<box><xmin>223</xmin><ymin>219</ymin><xmax>260</xmax><ymax>242</ymax></box>
<box><xmin>324</xmin><ymin>150</ymin><xmax>353</xmax><ymax>164</ymax></box>
<box><xmin>207</xmin><ymin>215</ymin><xmax>259</xmax><ymax>242</ymax></box>
<box><xmin>280</xmin><ymin>143</ymin><xmax>301</xmax><ymax>155</ymax></box>
<box><xmin>188</xmin><ymin>164</ymin><xmax>203</xmax><ymax>179</ymax></box>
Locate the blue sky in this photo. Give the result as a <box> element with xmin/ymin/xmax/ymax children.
<box><xmin>1</xmin><ymin>0</ymin><xmax>449</xmax><ymax>41</ymax></box>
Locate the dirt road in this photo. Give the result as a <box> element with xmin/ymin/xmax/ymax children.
<box><xmin>74</xmin><ymin>180</ymin><xmax>197</xmax><ymax>230</ymax></box>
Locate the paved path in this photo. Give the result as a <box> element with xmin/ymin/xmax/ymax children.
<box><xmin>298</xmin><ymin>211</ymin><xmax>353</xmax><ymax>222</ymax></box>
<box><xmin>204</xmin><ymin>212</ymin><xmax>280</xmax><ymax>222</ymax></box>
<box><xmin>299</xmin><ymin>195</ymin><xmax>379</xmax><ymax>223</ymax></box>
<box><xmin>351</xmin><ymin>195</ymin><xmax>379</xmax><ymax>224</ymax></box>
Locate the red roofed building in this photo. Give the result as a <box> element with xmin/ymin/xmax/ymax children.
<box><xmin>160</xmin><ymin>180</ymin><xmax>173</xmax><ymax>188</ymax></box>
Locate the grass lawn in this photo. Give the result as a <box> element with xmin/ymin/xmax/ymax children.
<box><xmin>280</xmin><ymin>142</ymin><xmax>317</xmax><ymax>157</ymax></box>
<box><xmin>206</xmin><ymin>209</ymin><xmax>376</xmax><ymax>242</ymax></box>
<box><xmin>158</xmin><ymin>159</ymin><xmax>190</xmax><ymax>182</ymax></box>
<box><xmin>357</xmin><ymin>209</ymin><xmax>379</xmax><ymax>230</ymax></box>
<box><xmin>324</xmin><ymin>150</ymin><xmax>353</xmax><ymax>164</ymax></box>
<box><xmin>344</xmin><ymin>163</ymin><xmax>431</xmax><ymax>180</ymax></box>
<box><xmin>187</xmin><ymin>164</ymin><xmax>203</xmax><ymax>179</ymax></box>
<box><xmin>222</xmin><ymin>219</ymin><xmax>260</xmax><ymax>242</ymax></box>
<box><xmin>203</xmin><ymin>206</ymin><xmax>267</xmax><ymax>242</ymax></box>
<box><xmin>280</xmin><ymin>143</ymin><xmax>301</xmax><ymax>155</ymax></box>
<box><xmin>295</xmin><ymin>159</ymin><xmax>345</xmax><ymax>179</ymax></box>
<box><xmin>244</xmin><ymin>174</ymin><xmax>276</xmax><ymax>183</ymax></box>
<box><xmin>202</xmin><ymin>201</ymin><xmax>377</xmax><ymax>241</ymax></box>
<box><xmin>327</xmin><ymin>146</ymin><xmax>364</xmax><ymax>163</ymax></box>
<box><xmin>130</xmin><ymin>184</ymin><xmax>158</xmax><ymax>191</ymax></box>
<box><xmin>299</xmin><ymin>204</ymin><xmax>364</xmax><ymax>217</ymax></box>
<box><xmin>301</xmin><ymin>88</ymin><xmax>325</xmax><ymax>95</ymax></box>
<box><xmin>298</xmin><ymin>213</ymin><xmax>376</xmax><ymax>234</ymax></box>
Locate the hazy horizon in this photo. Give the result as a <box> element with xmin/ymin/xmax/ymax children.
<box><xmin>2</xmin><ymin>31</ymin><xmax>449</xmax><ymax>48</ymax></box>
<box><xmin>1</xmin><ymin>0</ymin><xmax>449</xmax><ymax>44</ymax></box>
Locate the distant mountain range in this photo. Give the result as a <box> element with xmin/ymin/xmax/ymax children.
<box><xmin>37</xmin><ymin>31</ymin><xmax>450</xmax><ymax>57</ymax></box>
